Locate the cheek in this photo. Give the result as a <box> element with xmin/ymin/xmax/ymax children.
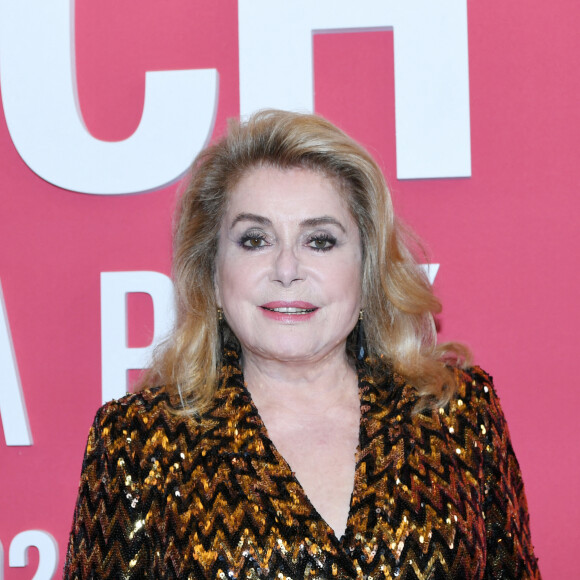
<box><xmin>215</xmin><ymin>255</ymin><xmax>256</xmax><ymax>309</ymax></box>
<box><xmin>322</xmin><ymin>254</ymin><xmax>362</xmax><ymax>303</ymax></box>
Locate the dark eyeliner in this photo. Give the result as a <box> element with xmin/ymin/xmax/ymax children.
<box><xmin>307</xmin><ymin>232</ymin><xmax>337</xmax><ymax>251</ymax></box>
<box><xmin>238</xmin><ymin>230</ymin><xmax>268</xmax><ymax>250</ymax></box>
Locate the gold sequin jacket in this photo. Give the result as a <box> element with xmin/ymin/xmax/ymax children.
<box><xmin>64</xmin><ymin>351</ymin><xmax>541</xmax><ymax>579</ymax></box>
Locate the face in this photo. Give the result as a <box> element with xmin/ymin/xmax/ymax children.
<box><xmin>214</xmin><ymin>165</ymin><xmax>362</xmax><ymax>366</ymax></box>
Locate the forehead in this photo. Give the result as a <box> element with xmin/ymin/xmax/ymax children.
<box><xmin>224</xmin><ymin>165</ymin><xmax>354</xmax><ymax>224</ymax></box>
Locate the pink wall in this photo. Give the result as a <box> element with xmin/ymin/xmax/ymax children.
<box><xmin>1</xmin><ymin>1</ymin><xmax>578</xmax><ymax>577</ymax></box>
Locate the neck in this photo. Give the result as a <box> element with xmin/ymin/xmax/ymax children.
<box><xmin>241</xmin><ymin>348</ymin><xmax>358</xmax><ymax>416</ymax></box>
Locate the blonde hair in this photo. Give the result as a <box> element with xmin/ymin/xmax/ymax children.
<box><xmin>140</xmin><ymin>110</ymin><xmax>470</xmax><ymax>413</ymax></box>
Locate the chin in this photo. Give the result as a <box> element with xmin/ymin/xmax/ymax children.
<box><xmin>250</xmin><ymin>340</ymin><xmax>316</xmax><ymax>361</ymax></box>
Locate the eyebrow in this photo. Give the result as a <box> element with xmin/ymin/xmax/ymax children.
<box><xmin>230</xmin><ymin>213</ymin><xmax>272</xmax><ymax>228</ymax></box>
<box><xmin>301</xmin><ymin>217</ymin><xmax>346</xmax><ymax>233</ymax></box>
<box><xmin>230</xmin><ymin>213</ymin><xmax>346</xmax><ymax>233</ymax></box>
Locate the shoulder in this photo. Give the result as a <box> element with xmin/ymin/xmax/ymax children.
<box><xmin>450</xmin><ymin>365</ymin><xmax>505</xmax><ymax>422</ymax></box>
<box><xmin>88</xmin><ymin>387</ymin><xmax>196</xmax><ymax>462</ymax></box>
<box><xmin>441</xmin><ymin>365</ymin><xmax>515</xmax><ymax>457</ymax></box>
<box><xmin>398</xmin><ymin>365</ymin><xmax>505</xmax><ymax>441</ymax></box>
<box><xmin>92</xmin><ymin>387</ymin><xmax>171</xmax><ymax>433</ymax></box>
<box><xmin>452</xmin><ymin>366</ymin><xmax>494</xmax><ymax>405</ymax></box>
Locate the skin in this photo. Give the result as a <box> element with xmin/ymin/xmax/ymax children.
<box><xmin>214</xmin><ymin>165</ymin><xmax>363</xmax><ymax>538</ymax></box>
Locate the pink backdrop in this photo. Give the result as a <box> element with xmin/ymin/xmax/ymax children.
<box><xmin>1</xmin><ymin>1</ymin><xmax>578</xmax><ymax>577</ymax></box>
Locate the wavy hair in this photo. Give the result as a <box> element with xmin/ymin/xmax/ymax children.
<box><xmin>140</xmin><ymin>109</ymin><xmax>470</xmax><ymax>413</ymax></box>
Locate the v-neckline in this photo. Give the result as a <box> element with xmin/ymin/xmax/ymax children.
<box><xmin>210</xmin><ymin>349</ymin><xmax>421</xmax><ymax>578</ymax></box>
<box><xmin>225</xmin><ymin>358</ymin><xmax>375</xmax><ymax>546</ymax></box>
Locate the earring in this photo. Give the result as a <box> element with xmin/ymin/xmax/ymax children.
<box><xmin>357</xmin><ymin>309</ymin><xmax>365</xmax><ymax>361</ymax></box>
<box><xmin>217</xmin><ymin>307</ymin><xmax>223</xmax><ymax>322</ymax></box>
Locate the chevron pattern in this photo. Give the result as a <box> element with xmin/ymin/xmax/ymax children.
<box><xmin>64</xmin><ymin>351</ymin><xmax>541</xmax><ymax>579</ymax></box>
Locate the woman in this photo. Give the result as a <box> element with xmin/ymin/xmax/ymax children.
<box><xmin>64</xmin><ymin>110</ymin><xmax>541</xmax><ymax>579</ymax></box>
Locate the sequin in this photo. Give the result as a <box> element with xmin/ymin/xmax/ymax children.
<box><xmin>64</xmin><ymin>351</ymin><xmax>541</xmax><ymax>579</ymax></box>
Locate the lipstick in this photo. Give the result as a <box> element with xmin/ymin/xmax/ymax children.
<box><xmin>259</xmin><ymin>301</ymin><xmax>318</xmax><ymax>322</ymax></box>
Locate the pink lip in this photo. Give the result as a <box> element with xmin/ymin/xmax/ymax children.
<box><xmin>261</xmin><ymin>301</ymin><xmax>317</xmax><ymax>309</ymax></box>
<box><xmin>259</xmin><ymin>301</ymin><xmax>318</xmax><ymax>322</ymax></box>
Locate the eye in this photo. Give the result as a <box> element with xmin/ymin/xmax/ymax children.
<box><xmin>307</xmin><ymin>234</ymin><xmax>336</xmax><ymax>251</ymax></box>
<box><xmin>240</xmin><ymin>233</ymin><xmax>268</xmax><ymax>249</ymax></box>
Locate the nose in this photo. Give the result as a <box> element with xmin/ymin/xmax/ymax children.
<box><xmin>272</xmin><ymin>246</ymin><xmax>303</xmax><ymax>287</ymax></box>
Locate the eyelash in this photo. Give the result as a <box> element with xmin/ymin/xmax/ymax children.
<box><xmin>238</xmin><ymin>232</ymin><xmax>337</xmax><ymax>252</ymax></box>
<box><xmin>239</xmin><ymin>232</ymin><xmax>269</xmax><ymax>250</ymax></box>
<box><xmin>306</xmin><ymin>233</ymin><xmax>336</xmax><ymax>252</ymax></box>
